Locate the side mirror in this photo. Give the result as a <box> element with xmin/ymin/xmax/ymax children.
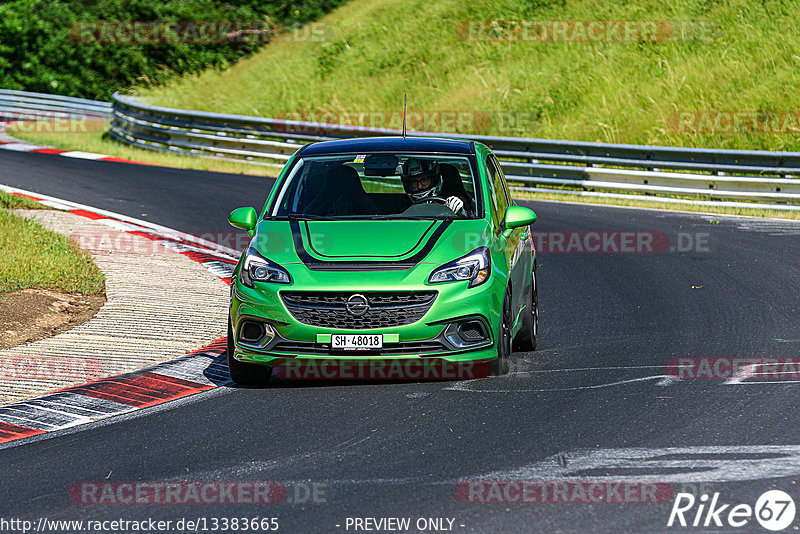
<box><xmin>228</xmin><ymin>207</ymin><xmax>257</xmax><ymax>234</ymax></box>
<box><xmin>504</xmin><ymin>206</ymin><xmax>537</xmax><ymax>231</ymax></box>
<box><xmin>501</xmin><ymin>206</ymin><xmax>537</xmax><ymax>238</ymax></box>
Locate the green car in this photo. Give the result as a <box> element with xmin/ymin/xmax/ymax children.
<box><xmin>227</xmin><ymin>136</ymin><xmax>538</xmax><ymax>383</ymax></box>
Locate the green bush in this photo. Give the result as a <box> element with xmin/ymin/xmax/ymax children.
<box><xmin>0</xmin><ymin>0</ymin><xmax>346</xmax><ymax>100</ymax></box>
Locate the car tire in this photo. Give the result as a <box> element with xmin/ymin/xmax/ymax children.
<box><xmin>513</xmin><ymin>261</ymin><xmax>539</xmax><ymax>352</ymax></box>
<box><xmin>491</xmin><ymin>289</ymin><xmax>513</xmax><ymax>376</ymax></box>
<box><xmin>227</xmin><ymin>315</ymin><xmax>272</xmax><ymax>385</ymax></box>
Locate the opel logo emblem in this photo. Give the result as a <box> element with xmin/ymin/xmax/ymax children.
<box><xmin>346</xmin><ymin>294</ymin><xmax>369</xmax><ymax>316</ymax></box>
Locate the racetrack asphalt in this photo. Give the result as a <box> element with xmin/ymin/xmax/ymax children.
<box><xmin>1</xmin><ymin>150</ymin><xmax>800</xmax><ymax>532</ymax></box>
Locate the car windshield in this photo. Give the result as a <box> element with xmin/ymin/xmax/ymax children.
<box><xmin>269</xmin><ymin>153</ymin><xmax>479</xmax><ymax>220</ymax></box>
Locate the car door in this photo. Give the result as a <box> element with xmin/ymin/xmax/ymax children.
<box><xmin>486</xmin><ymin>153</ymin><xmax>529</xmax><ymax>317</ymax></box>
<box><xmin>486</xmin><ymin>153</ymin><xmax>525</xmax><ymax>318</ymax></box>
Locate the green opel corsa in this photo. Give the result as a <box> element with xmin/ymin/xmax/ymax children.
<box><xmin>227</xmin><ymin>136</ymin><xmax>538</xmax><ymax>383</ymax></box>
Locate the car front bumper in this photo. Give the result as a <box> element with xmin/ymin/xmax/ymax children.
<box><xmin>229</xmin><ymin>264</ymin><xmax>504</xmax><ymax>366</ymax></box>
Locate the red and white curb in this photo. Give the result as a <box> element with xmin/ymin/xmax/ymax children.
<box><xmin>0</xmin><ymin>340</ymin><xmax>228</xmax><ymax>444</ymax></box>
<box><xmin>0</xmin><ymin>184</ymin><xmax>242</xmax><ymax>445</ymax></box>
<box><xmin>0</xmin><ymin>184</ymin><xmax>240</xmax><ymax>283</ymax></box>
<box><xmin>0</xmin><ymin>134</ymin><xmax>154</xmax><ymax>166</ymax></box>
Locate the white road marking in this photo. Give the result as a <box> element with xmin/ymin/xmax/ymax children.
<box><xmin>443</xmin><ymin>375</ymin><xmax>669</xmax><ymax>393</ymax></box>
<box><xmin>58</xmin><ymin>151</ymin><xmax>107</xmax><ymax>160</ymax></box>
<box><xmin>724</xmin><ymin>363</ymin><xmax>758</xmax><ymax>384</ymax></box>
<box><xmin>656</xmin><ymin>376</ymin><xmax>680</xmax><ymax>386</ymax></box>
<box><xmin>98</xmin><ymin>218</ymin><xmax>147</xmax><ymax>232</ymax></box>
<box><xmin>0</xmin><ymin>142</ymin><xmax>47</xmax><ymax>151</ymax></box>
<box><xmin>733</xmin><ymin>219</ymin><xmax>800</xmax><ymax>235</ymax></box>
<box><xmin>511</xmin><ymin>365</ymin><xmax>669</xmax><ymax>375</ymax></box>
<box><xmin>472</xmin><ymin>445</ymin><xmax>800</xmax><ymax>484</ymax></box>
<box><xmin>726</xmin><ymin>380</ymin><xmax>800</xmax><ymax>385</ymax></box>
<box><xmin>38</xmin><ymin>199</ymin><xmax>79</xmax><ymax>210</ymax></box>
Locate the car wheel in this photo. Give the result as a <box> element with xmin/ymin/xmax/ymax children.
<box><xmin>491</xmin><ymin>289</ymin><xmax>513</xmax><ymax>376</ymax></box>
<box><xmin>227</xmin><ymin>315</ymin><xmax>272</xmax><ymax>385</ymax></box>
<box><xmin>513</xmin><ymin>262</ymin><xmax>539</xmax><ymax>352</ymax></box>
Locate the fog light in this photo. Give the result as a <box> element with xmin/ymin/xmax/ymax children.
<box><xmin>457</xmin><ymin>320</ymin><xmax>487</xmax><ymax>342</ymax></box>
<box><xmin>238</xmin><ymin>320</ymin><xmax>275</xmax><ymax>347</ymax></box>
<box><xmin>241</xmin><ymin>321</ymin><xmax>264</xmax><ymax>342</ymax></box>
<box><xmin>442</xmin><ymin>319</ymin><xmax>489</xmax><ymax>349</ymax></box>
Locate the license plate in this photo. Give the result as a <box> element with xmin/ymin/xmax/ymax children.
<box><xmin>331</xmin><ymin>334</ymin><xmax>383</xmax><ymax>350</ymax></box>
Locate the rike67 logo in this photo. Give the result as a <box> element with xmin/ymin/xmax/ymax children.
<box><xmin>668</xmin><ymin>490</ymin><xmax>796</xmax><ymax>531</ymax></box>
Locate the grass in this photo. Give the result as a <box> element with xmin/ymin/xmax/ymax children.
<box><xmin>0</xmin><ymin>190</ymin><xmax>48</xmax><ymax>210</ymax></box>
<box><xmin>6</xmin><ymin>125</ymin><xmax>278</xmax><ymax>177</ymax></box>
<box><xmin>0</xmin><ymin>208</ymin><xmax>105</xmax><ymax>294</ymax></box>
<box><xmin>133</xmin><ymin>0</ymin><xmax>800</xmax><ymax>152</ymax></box>
<box><xmin>9</xmin><ymin>0</ymin><xmax>800</xmax><ymax>219</ymax></box>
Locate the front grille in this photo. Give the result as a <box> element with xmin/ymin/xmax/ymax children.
<box><xmin>280</xmin><ymin>291</ymin><xmax>437</xmax><ymax>329</ymax></box>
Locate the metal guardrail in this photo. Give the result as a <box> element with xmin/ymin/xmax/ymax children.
<box><xmin>108</xmin><ymin>93</ymin><xmax>800</xmax><ymax>205</ymax></box>
<box><xmin>0</xmin><ymin>89</ymin><xmax>111</xmax><ymax>121</ymax></box>
<box><xmin>3</xmin><ymin>89</ymin><xmax>798</xmax><ymax>206</ymax></box>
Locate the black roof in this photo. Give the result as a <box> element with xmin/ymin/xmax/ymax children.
<box><xmin>297</xmin><ymin>136</ymin><xmax>475</xmax><ymax>156</ymax></box>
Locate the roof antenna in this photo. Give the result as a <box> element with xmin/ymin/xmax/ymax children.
<box><xmin>402</xmin><ymin>94</ymin><xmax>407</xmax><ymax>139</ymax></box>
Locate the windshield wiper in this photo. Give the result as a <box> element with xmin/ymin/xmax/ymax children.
<box><xmin>274</xmin><ymin>214</ymin><xmax>451</xmax><ymax>221</ymax></box>
<box><xmin>393</xmin><ymin>216</ymin><xmax>453</xmax><ymax>220</ymax></box>
<box><xmin>284</xmin><ymin>214</ymin><xmax>337</xmax><ymax>221</ymax></box>
<box><xmin>360</xmin><ymin>215</ymin><xmax>460</xmax><ymax>221</ymax></box>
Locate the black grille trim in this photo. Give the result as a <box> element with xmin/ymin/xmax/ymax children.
<box><xmin>281</xmin><ymin>291</ymin><xmax>436</xmax><ymax>329</ymax></box>
<box><xmin>270</xmin><ymin>339</ymin><xmax>449</xmax><ymax>356</ymax></box>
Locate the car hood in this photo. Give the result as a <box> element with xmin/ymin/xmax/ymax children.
<box><xmin>250</xmin><ymin>219</ymin><xmax>490</xmax><ymax>267</ymax></box>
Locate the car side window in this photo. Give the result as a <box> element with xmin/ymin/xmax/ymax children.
<box><xmin>485</xmin><ymin>155</ymin><xmax>500</xmax><ymax>226</ymax></box>
<box><xmin>493</xmin><ymin>155</ymin><xmax>512</xmax><ymax>210</ymax></box>
<box><xmin>485</xmin><ymin>154</ymin><xmax>508</xmax><ymax>227</ymax></box>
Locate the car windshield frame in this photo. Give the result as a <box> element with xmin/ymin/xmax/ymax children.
<box><xmin>265</xmin><ymin>152</ymin><xmax>484</xmax><ymax>221</ymax></box>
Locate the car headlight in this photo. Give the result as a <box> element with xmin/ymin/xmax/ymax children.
<box><xmin>428</xmin><ymin>247</ymin><xmax>490</xmax><ymax>288</ymax></box>
<box><xmin>240</xmin><ymin>247</ymin><xmax>291</xmax><ymax>287</ymax></box>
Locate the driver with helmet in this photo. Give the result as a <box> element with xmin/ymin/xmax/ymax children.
<box><xmin>401</xmin><ymin>158</ymin><xmax>466</xmax><ymax>215</ymax></box>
